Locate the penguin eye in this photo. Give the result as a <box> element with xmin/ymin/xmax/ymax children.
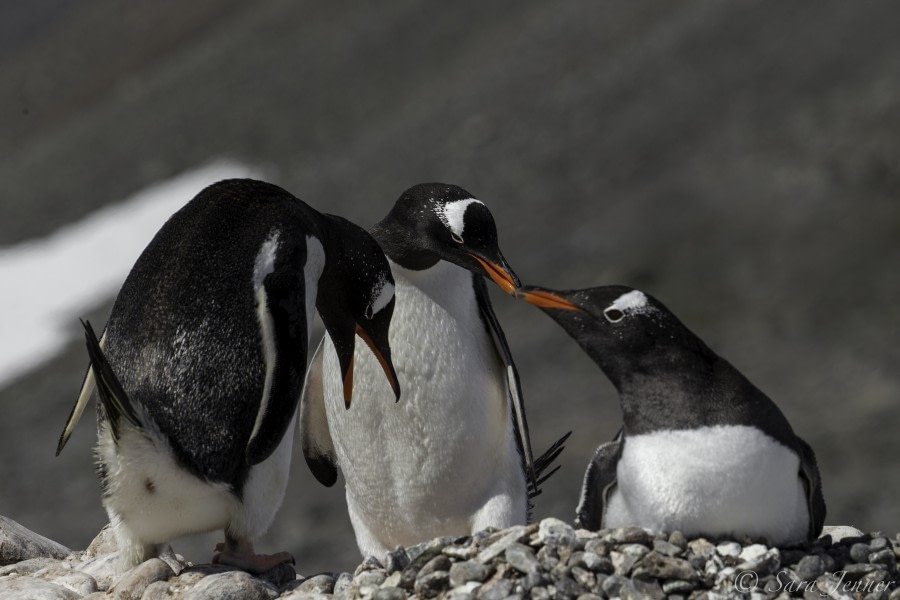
<box><xmin>450</xmin><ymin>231</ymin><xmax>464</xmax><ymax>244</ymax></box>
<box><xmin>604</xmin><ymin>308</ymin><xmax>624</xmax><ymax>323</ymax></box>
<box><xmin>364</xmin><ymin>304</ymin><xmax>374</xmax><ymax>320</ymax></box>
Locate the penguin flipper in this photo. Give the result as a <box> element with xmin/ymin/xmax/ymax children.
<box><xmin>246</xmin><ymin>269</ymin><xmax>309</xmax><ymax>466</ymax></box>
<box><xmin>796</xmin><ymin>435</ymin><xmax>826</xmax><ymax>539</ymax></box>
<box><xmin>472</xmin><ymin>275</ymin><xmax>538</xmax><ymax>495</ymax></box>
<box><xmin>299</xmin><ymin>336</ymin><xmax>338</xmax><ymax>486</ymax></box>
<box><xmin>56</xmin><ymin>353</ymin><xmax>99</xmax><ymax>456</ymax></box>
<box><xmin>575</xmin><ymin>430</ymin><xmax>623</xmax><ymax>531</ymax></box>
<box><xmin>81</xmin><ymin>320</ymin><xmax>142</xmax><ymax>439</ymax></box>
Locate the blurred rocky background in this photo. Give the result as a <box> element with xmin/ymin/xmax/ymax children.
<box><xmin>1</xmin><ymin>0</ymin><xmax>897</xmax><ymax>577</ymax></box>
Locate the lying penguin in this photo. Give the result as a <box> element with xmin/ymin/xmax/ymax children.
<box><xmin>520</xmin><ymin>284</ymin><xmax>825</xmax><ymax>545</ymax></box>
<box><xmin>301</xmin><ymin>183</ymin><xmax>568</xmax><ymax>558</ymax></box>
<box><xmin>56</xmin><ymin>179</ymin><xmax>399</xmax><ymax>573</ymax></box>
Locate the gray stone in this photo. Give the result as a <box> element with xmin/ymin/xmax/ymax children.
<box><xmin>611</xmin><ymin>548</ymin><xmax>643</xmax><ymax>576</ymax></box>
<box><xmin>443</xmin><ymin>543</ymin><xmax>476</xmax><ymax>560</ymax></box>
<box><xmin>552</xmin><ymin>575</ymin><xmax>586</xmax><ymax>598</ymax></box>
<box><xmin>537</xmin><ymin>518</ymin><xmax>576</xmax><ymax>548</ymax></box>
<box><xmin>0</xmin><ymin>557</ymin><xmax>60</xmax><ymax>576</ymax></box>
<box><xmin>536</xmin><ymin>544</ymin><xmax>559</xmax><ymax>569</ymax></box>
<box><xmin>851</xmin><ymin>543</ymin><xmax>874</xmax><ymax>563</ymax></box>
<box><xmin>506</xmin><ymin>543</ymin><xmax>540</xmax><ymax>576</ymax></box>
<box><xmin>84</xmin><ymin>524</ymin><xmax>118</xmax><ymax>558</ymax></box>
<box><xmin>529</xmin><ymin>586</ymin><xmax>551</xmax><ymax>600</ymax></box>
<box><xmin>821</xmin><ymin>526</ymin><xmax>866</xmax><ymax>543</ymax></box>
<box><xmin>610</xmin><ymin>526</ymin><xmax>654</xmax><ymax>546</ymax></box>
<box><xmin>737</xmin><ymin>545</ymin><xmax>780</xmax><ymax>575</ymax></box>
<box><xmin>419</xmin><ymin>554</ymin><xmax>451</xmax><ymax>578</ymax></box>
<box><xmin>384</xmin><ymin>546</ymin><xmax>410</xmax><ymax>573</ymax></box>
<box><xmin>478</xmin><ymin>526</ymin><xmax>528</xmax><ymax>563</ymax></box>
<box><xmin>357</xmin><ymin>569</ymin><xmax>387</xmax><ymax>587</ymax></box>
<box><xmin>449</xmin><ymin>560</ymin><xmax>488</xmax><ymax>587</ymax></box>
<box><xmin>110</xmin><ymin>557</ymin><xmax>174</xmax><ymax>600</ymax></box>
<box><xmin>581</xmin><ymin>551</ymin><xmax>612</xmax><ymax>574</ymax></box>
<box><xmin>584</xmin><ymin>538</ymin><xmax>610</xmax><ymax>557</ymax></box>
<box><xmin>796</xmin><ymin>555</ymin><xmax>826</xmax><ymax>581</ymax></box>
<box><xmin>414</xmin><ymin>570</ymin><xmax>449</xmax><ymax>598</ymax></box>
<box><xmin>183</xmin><ymin>570</ymin><xmax>276</xmax><ymax>600</ymax></box>
<box><xmin>34</xmin><ymin>565</ymin><xmax>99</xmax><ymax>597</ymax></box>
<box><xmin>630</xmin><ymin>576</ymin><xmax>665</xmax><ymax>600</ymax></box>
<box><xmin>373</xmin><ymin>587</ymin><xmax>407</xmax><ymax>600</ymax></box>
<box><xmin>333</xmin><ymin>571</ymin><xmax>353</xmax><ymax>595</ymax></box>
<box><xmin>668</xmin><ymin>531</ymin><xmax>688</xmax><ymax>549</ymax></box>
<box><xmin>0</xmin><ymin>575</ymin><xmax>80</xmax><ymax>600</ymax></box>
<box><xmin>570</xmin><ymin>565</ymin><xmax>596</xmax><ymax>589</ymax></box>
<box><xmin>77</xmin><ymin>552</ymin><xmax>120</xmax><ymax>590</ymax></box>
<box><xmin>408</xmin><ymin>537</ymin><xmax>454</xmax><ymax>568</ymax></box>
<box><xmin>294</xmin><ymin>573</ymin><xmax>335</xmax><ymax>594</ymax></box>
<box><xmin>477</xmin><ymin>577</ymin><xmax>512</xmax><ymax>600</ymax></box>
<box><xmin>816</xmin><ymin>573</ymin><xmax>855</xmax><ymax>600</ymax></box>
<box><xmin>653</xmin><ymin>539</ymin><xmax>684</xmax><ymax>557</ymax></box>
<box><xmin>632</xmin><ymin>551</ymin><xmax>698</xmax><ymax>581</ymax></box>
<box><xmin>869</xmin><ymin>548</ymin><xmax>897</xmax><ymax>570</ymax></box>
<box><xmin>687</xmin><ymin>538</ymin><xmax>715</xmax><ymax>557</ymax></box>
<box><xmin>715</xmin><ymin>542</ymin><xmax>741</xmax><ymax>559</ymax></box>
<box><xmin>0</xmin><ymin>516</ymin><xmax>71</xmax><ymax>566</ymax></box>
<box><xmin>662</xmin><ymin>579</ymin><xmax>697</xmax><ymax>594</ymax></box>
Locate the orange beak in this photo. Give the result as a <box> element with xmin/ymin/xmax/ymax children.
<box><xmin>518</xmin><ymin>288</ymin><xmax>582</xmax><ymax>311</ymax></box>
<box><xmin>469</xmin><ymin>255</ymin><xmax>519</xmax><ymax>295</ymax></box>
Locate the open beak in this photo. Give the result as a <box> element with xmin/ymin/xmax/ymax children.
<box><xmin>469</xmin><ymin>254</ymin><xmax>521</xmax><ymax>295</ymax></box>
<box><xmin>355</xmin><ymin>325</ymin><xmax>401</xmax><ymax>404</ymax></box>
<box><xmin>517</xmin><ymin>286</ymin><xmax>582</xmax><ymax>311</ymax></box>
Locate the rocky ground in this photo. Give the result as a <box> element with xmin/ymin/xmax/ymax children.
<box><xmin>2</xmin><ymin>516</ymin><xmax>897</xmax><ymax>599</ymax></box>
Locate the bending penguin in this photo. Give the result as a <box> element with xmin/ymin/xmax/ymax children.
<box><xmin>56</xmin><ymin>179</ymin><xmax>400</xmax><ymax>573</ymax></box>
<box><xmin>300</xmin><ymin>183</ymin><xmax>568</xmax><ymax>558</ymax></box>
<box><xmin>520</xmin><ymin>284</ymin><xmax>826</xmax><ymax>545</ymax></box>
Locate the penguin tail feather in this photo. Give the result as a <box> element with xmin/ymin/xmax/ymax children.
<box><xmin>528</xmin><ymin>430</ymin><xmax>572</xmax><ymax>501</ymax></box>
<box><xmin>81</xmin><ymin>319</ymin><xmax>142</xmax><ymax>438</ymax></box>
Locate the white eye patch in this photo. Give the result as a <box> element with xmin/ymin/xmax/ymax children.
<box><xmin>604</xmin><ymin>290</ymin><xmax>653</xmax><ymax>322</ymax></box>
<box><xmin>366</xmin><ymin>275</ymin><xmax>395</xmax><ymax>319</ymax></box>
<box><xmin>437</xmin><ymin>198</ymin><xmax>483</xmax><ymax>241</ymax></box>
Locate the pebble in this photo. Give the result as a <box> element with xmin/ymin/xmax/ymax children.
<box><xmin>0</xmin><ymin>518</ymin><xmax>898</xmax><ymax>599</ymax></box>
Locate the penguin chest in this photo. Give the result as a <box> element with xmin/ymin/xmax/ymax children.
<box><xmin>605</xmin><ymin>425</ymin><xmax>809</xmax><ymax>545</ymax></box>
<box><xmin>324</xmin><ymin>262</ymin><xmax>516</xmax><ymax>511</ymax></box>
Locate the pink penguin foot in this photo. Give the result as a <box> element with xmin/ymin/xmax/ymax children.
<box><xmin>212</xmin><ymin>540</ymin><xmax>294</xmax><ymax>574</ymax></box>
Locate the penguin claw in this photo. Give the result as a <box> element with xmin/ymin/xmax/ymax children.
<box><xmin>212</xmin><ymin>549</ymin><xmax>295</xmax><ymax>574</ymax></box>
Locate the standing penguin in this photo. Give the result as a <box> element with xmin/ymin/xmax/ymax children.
<box><xmin>520</xmin><ymin>284</ymin><xmax>826</xmax><ymax>545</ymax></box>
<box><xmin>300</xmin><ymin>183</ymin><xmax>567</xmax><ymax>558</ymax></box>
<box><xmin>56</xmin><ymin>179</ymin><xmax>400</xmax><ymax>573</ymax></box>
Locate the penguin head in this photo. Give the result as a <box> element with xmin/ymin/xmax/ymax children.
<box><xmin>520</xmin><ymin>284</ymin><xmax>702</xmax><ymax>388</ymax></box>
<box><xmin>373</xmin><ymin>182</ymin><xmax>522</xmax><ymax>294</ymax></box>
<box><xmin>317</xmin><ymin>215</ymin><xmax>400</xmax><ymax>408</ymax></box>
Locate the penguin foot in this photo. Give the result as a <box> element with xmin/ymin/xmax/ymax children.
<box><xmin>212</xmin><ymin>541</ymin><xmax>295</xmax><ymax>574</ymax></box>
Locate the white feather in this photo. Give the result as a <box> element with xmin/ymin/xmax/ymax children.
<box><xmin>605</xmin><ymin>425</ymin><xmax>809</xmax><ymax>545</ymax></box>
<box><xmin>322</xmin><ymin>259</ymin><xmax>526</xmax><ymax>559</ymax></box>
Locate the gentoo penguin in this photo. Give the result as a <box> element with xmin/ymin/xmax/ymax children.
<box><xmin>520</xmin><ymin>284</ymin><xmax>826</xmax><ymax>545</ymax></box>
<box><xmin>300</xmin><ymin>183</ymin><xmax>568</xmax><ymax>559</ymax></box>
<box><xmin>56</xmin><ymin>179</ymin><xmax>400</xmax><ymax>573</ymax></box>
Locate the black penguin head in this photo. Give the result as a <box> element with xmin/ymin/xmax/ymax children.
<box><xmin>317</xmin><ymin>215</ymin><xmax>400</xmax><ymax>408</ymax></box>
<box><xmin>373</xmin><ymin>183</ymin><xmax>522</xmax><ymax>294</ymax></box>
<box><xmin>520</xmin><ymin>284</ymin><xmax>702</xmax><ymax>389</ymax></box>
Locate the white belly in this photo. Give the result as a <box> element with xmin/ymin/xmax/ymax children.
<box><xmin>98</xmin><ymin>404</ymin><xmax>296</xmax><ymax>567</ymax></box>
<box><xmin>322</xmin><ymin>260</ymin><xmax>526</xmax><ymax>553</ymax></box>
<box><xmin>605</xmin><ymin>425</ymin><xmax>809</xmax><ymax>545</ymax></box>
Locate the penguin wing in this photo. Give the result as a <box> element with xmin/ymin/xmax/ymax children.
<box><xmin>245</xmin><ymin>268</ymin><xmax>310</xmax><ymax>466</ymax></box>
<box><xmin>796</xmin><ymin>436</ymin><xmax>827</xmax><ymax>539</ymax></box>
<box><xmin>80</xmin><ymin>320</ymin><xmax>142</xmax><ymax>440</ymax></box>
<box><xmin>575</xmin><ymin>430</ymin><xmax>623</xmax><ymax>531</ymax></box>
<box><xmin>56</xmin><ymin>354</ymin><xmax>98</xmax><ymax>456</ymax></box>
<box><xmin>472</xmin><ymin>274</ymin><xmax>538</xmax><ymax>494</ymax></box>
<box><xmin>299</xmin><ymin>336</ymin><xmax>339</xmax><ymax>486</ymax></box>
